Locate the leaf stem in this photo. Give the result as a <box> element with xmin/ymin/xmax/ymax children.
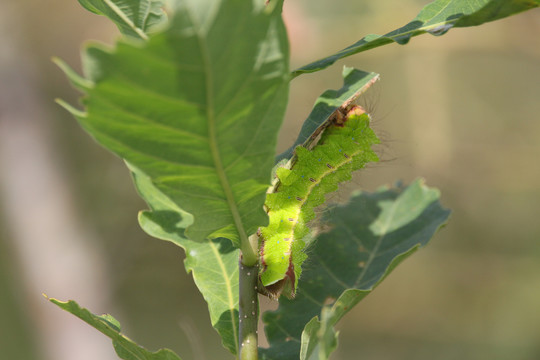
<box><xmin>239</xmin><ymin>258</ymin><xmax>259</xmax><ymax>360</ymax></box>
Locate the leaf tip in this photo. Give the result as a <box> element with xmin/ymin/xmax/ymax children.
<box><xmin>52</xmin><ymin>56</ymin><xmax>94</xmax><ymax>90</ymax></box>
<box><xmin>55</xmin><ymin>98</ymin><xmax>87</xmax><ymax>118</ymax></box>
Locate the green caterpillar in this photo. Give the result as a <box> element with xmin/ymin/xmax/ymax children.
<box><xmin>259</xmin><ymin>106</ymin><xmax>380</xmax><ymax>299</ymax></box>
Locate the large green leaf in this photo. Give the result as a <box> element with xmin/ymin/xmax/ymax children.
<box><xmin>48</xmin><ymin>298</ymin><xmax>182</xmax><ymax>360</ymax></box>
<box><xmin>261</xmin><ymin>179</ymin><xmax>451</xmax><ymax>360</ymax></box>
<box><xmin>128</xmin><ymin>163</ymin><xmax>240</xmax><ymax>355</ymax></box>
<box><xmin>276</xmin><ymin>67</ymin><xmax>379</xmax><ymax>162</ymax></box>
<box><xmin>58</xmin><ymin>0</ymin><xmax>290</xmax><ymax>250</ymax></box>
<box><xmin>292</xmin><ymin>0</ymin><xmax>539</xmax><ymax>77</ymax></box>
<box><xmin>77</xmin><ymin>0</ymin><xmax>167</xmax><ymax>39</ymax></box>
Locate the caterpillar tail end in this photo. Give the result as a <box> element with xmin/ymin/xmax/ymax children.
<box><xmin>258</xmin><ymin>261</ymin><xmax>296</xmax><ymax>300</ymax></box>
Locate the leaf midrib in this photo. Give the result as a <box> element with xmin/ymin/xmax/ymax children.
<box><xmin>184</xmin><ymin>5</ymin><xmax>245</xmax><ymax>354</ymax></box>
<box><xmin>353</xmin><ymin>199</ymin><xmax>399</xmax><ymax>288</ymax></box>
<box><xmin>103</xmin><ymin>0</ymin><xmax>149</xmax><ymax>40</ymax></box>
<box><xmin>208</xmin><ymin>241</ymin><xmax>239</xmax><ymax>353</ymax></box>
<box><xmin>194</xmin><ymin>16</ymin><xmax>249</xmax><ymax>249</ymax></box>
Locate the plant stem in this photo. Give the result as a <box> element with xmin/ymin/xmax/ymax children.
<box><xmin>241</xmin><ymin>233</ymin><xmax>259</xmax><ymax>267</ymax></box>
<box><xmin>238</xmin><ymin>258</ymin><xmax>259</xmax><ymax>360</ymax></box>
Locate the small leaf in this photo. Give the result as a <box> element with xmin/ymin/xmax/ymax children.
<box><xmin>48</xmin><ymin>297</ymin><xmax>182</xmax><ymax>360</ymax></box>
<box><xmin>277</xmin><ymin>67</ymin><xmax>379</xmax><ymax>162</ymax></box>
<box><xmin>129</xmin><ymin>163</ymin><xmax>241</xmax><ymax>355</ymax></box>
<box><xmin>77</xmin><ymin>0</ymin><xmax>167</xmax><ymax>40</ymax></box>
<box><xmin>293</xmin><ymin>0</ymin><xmax>539</xmax><ymax>76</ymax></box>
<box><xmin>261</xmin><ymin>179</ymin><xmax>451</xmax><ymax>360</ymax></box>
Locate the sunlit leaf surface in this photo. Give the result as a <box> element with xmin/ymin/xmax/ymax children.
<box><xmin>58</xmin><ymin>0</ymin><xmax>290</xmax><ymax>248</ymax></box>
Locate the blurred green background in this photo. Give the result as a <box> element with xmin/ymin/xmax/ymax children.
<box><xmin>0</xmin><ymin>1</ymin><xmax>538</xmax><ymax>359</ymax></box>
